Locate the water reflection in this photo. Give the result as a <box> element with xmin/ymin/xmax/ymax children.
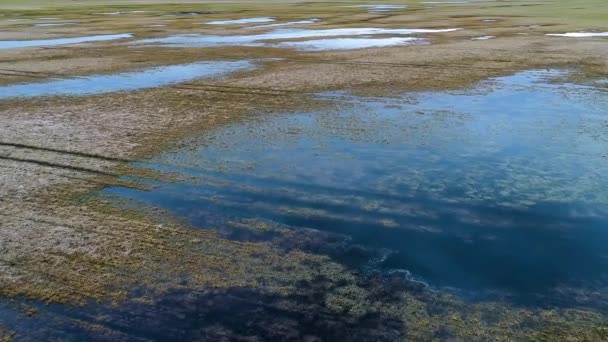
<box><xmin>103</xmin><ymin>70</ymin><xmax>608</xmax><ymax>308</ymax></box>
<box><xmin>0</xmin><ymin>61</ymin><xmax>254</xmax><ymax>99</ymax></box>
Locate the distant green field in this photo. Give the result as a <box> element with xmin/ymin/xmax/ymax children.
<box><xmin>2</xmin><ymin>0</ymin><xmax>606</xmax><ymax>31</ymax></box>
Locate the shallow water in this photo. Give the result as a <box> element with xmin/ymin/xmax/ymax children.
<box><xmin>547</xmin><ymin>32</ymin><xmax>608</xmax><ymax>38</ymax></box>
<box><xmin>471</xmin><ymin>35</ymin><xmax>495</xmax><ymax>40</ymax></box>
<box><xmin>277</xmin><ymin>37</ymin><xmax>422</xmax><ymax>50</ymax></box>
<box><xmin>32</xmin><ymin>22</ymin><xmax>77</xmax><ymax>27</ymax></box>
<box><xmin>347</xmin><ymin>4</ymin><xmax>408</xmax><ymax>13</ymax></box>
<box><xmin>0</xmin><ymin>33</ymin><xmax>132</xmax><ymax>49</ymax></box>
<box><xmin>104</xmin><ymin>70</ymin><xmax>608</xmax><ymax>308</ymax></box>
<box><xmin>248</xmin><ymin>18</ymin><xmax>320</xmax><ymax>29</ymax></box>
<box><xmin>135</xmin><ymin>27</ymin><xmax>459</xmax><ymax>51</ymax></box>
<box><xmin>205</xmin><ymin>17</ymin><xmax>275</xmax><ymax>25</ymax></box>
<box><xmin>0</xmin><ymin>61</ymin><xmax>253</xmax><ymax>99</ymax></box>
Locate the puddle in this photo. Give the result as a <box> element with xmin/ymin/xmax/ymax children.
<box><xmin>248</xmin><ymin>18</ymin><xmax>320</xmax><ymax>29</ymax></box>
<box><xmin>421</xmin><ymin>1</ymin><xmax>469</xmax><ymax>3</ymax></box>
<box><xmin>205</xmin><ymin>17</ymin><xmax>275</xmax><ymax>25</ymax></box>
<box><xmin>135</xmin><ymin>27</ymin><xmax>460</xmax><ymax>51</ymax></box>
<box><xmin>547</xmin><ymin>32</ymin><xmax>608</xmax><ymax>38</ymax></box>
<box><xmin>0</xmin><ymin>33</ymin><xmax>132</xmax><ymax>49</ymax></box>
<box><xmin>93</xmin><ymin>11</ymin><xmax>148</xmax><ymax>15</ymax></box>
<box><xmin>103</xmin><ymin>70</ymin><xmax>608</xmax><ymax>308</ymax></box>
<box><xmin>0</xmin><ymin>61</ymin><xmax>253</xmax><ymax>99</ymax></box>
<box><xmin>347</xmin><ymin>4</ymin><xmax>408</xmax><ymax>13</ymax></box>
<box><xmin>471</xmin><ymin>35</ymin><xmax>495</xmax><ymax>40</ymax></box>
<box><xmin>32</xmin><ymin>22</ymin><xmax>77</xmax><ymax>27</ymax></box>
<box><xmin>277</xmin><ymin>37</ymin><xmax>422</xmax><ymax>50</ymax></box>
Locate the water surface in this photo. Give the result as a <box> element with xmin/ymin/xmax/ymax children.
<box><xmin>277</xmin><ymin>37</ymin><xmax>422</xmax><ymax>50</ymax></box>
<box><xmin>547</xmin><ymin>32</ymin><xmax>608</xmax><ymax>38</ymax></box>
<box><xmin>0</xmin><ymin>61</ymin><xmax>253</xmax><ymax>99</ymax></box>
<box><xmin>32</xmin><ymin>22</ymin><xmax>78</xmax><ymax>27</ymax></box>
<box><xmin>134</xmin><ymin>27</ymin><xmax>459</xmax><ymax>51</ymax></box>
<box><xmin>248</xmin><ymin>18</ymin><xmax>320</xmax><ymax>29</ymax></box>
<box><xmin>103</xmin><ymin>70</ymin><xmax>608</xmax><ymax>308</ymax></box>
<box><xmin>0</xmin><ymin>33</ymin><xmax>132</xmax><ymax>49</ymax></box>
<box><xmin>205</xmin><ymin>17</ymin><xmax>275</xmax><ymax>25</ymax></box>
<box><xmin>347</xmin><ymin>4</ymin><xmax>408</xmax><ymax>13</ymax></box>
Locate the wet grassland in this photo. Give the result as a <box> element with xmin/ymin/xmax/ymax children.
<box><xmin>0</xmin><ymin>0</ymin><xmax>608</xmax><ymax>340</ymax></box>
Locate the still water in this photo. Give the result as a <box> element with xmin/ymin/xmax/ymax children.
<box><xmin>103</xmin><ymin>70</ymin><xmax>608</xmax><ymax>308</ymax></box>
<box><xmin>0</xmin><ymin>61</ymin><xmax>253</xmax><ymax>98</ymax></box>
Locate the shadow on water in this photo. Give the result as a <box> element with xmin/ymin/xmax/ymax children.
<box><xmin>0</xmin><ymin>286</ymin><xmax>403</xmax><ymax>341</ymax></box>
<box><xmin>101</xmin><ymin>69</ymin><xmax>608</xmax><ymax>309</ymax></box>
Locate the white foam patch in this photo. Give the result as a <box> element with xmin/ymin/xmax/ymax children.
<box><xmin>249</xmin><ymin>18</ymin><xmax>320</xmax><ymax>29</ymax></box>
<box><xmin>205</xmin><ymin>17</ymin><xmax>275</xmax><ymax>25</ymax></box>
<box><xmin>277</xmin><ymin>37</ymin><xmax>423</xmax><ymax>51</ymax></box>
<box><xmin>547</xmin><ymin>32</ymin><xmax>608</xmax><ymax>38</ymax></box>
<box><xmin>471</xmin><ymin>35</ymin><xmax>495</xmax><ymax>40</ymax></box>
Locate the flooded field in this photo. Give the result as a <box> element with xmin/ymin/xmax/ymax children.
<box><xmin>2</xmin><ymin>69</ymin><xmax>606</xmax><ymax>340</ymax></box>
<box><xmin>102</xmin><ymin>70</ymin><xmax>608</xmax><ymax>308</ymax></box>
<box><xmin>1</xmin><ymin>0</ymin><xmax>607</xmax><ymax>340</ymax></box>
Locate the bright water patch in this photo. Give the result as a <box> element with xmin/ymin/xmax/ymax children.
<box><xmin>32</xmin><ymin>22</ymin><xmax>77</xmax><ymax>27</ymax></box>
<box><xmin>347</xmin><ymin>4</ymin><xmax>408</xmax><ymax>13</ymax></box>
<box><xmin>0</xmin><ymin>33</ymin><xmax>132</xmax><ymax>49</ymax></box>
<box><xmin>103</xmin><ymin>70</ymin><xmax>608</xmax><ymax>308</ymax></box>
<box><xmin>205</xmin><ymin>17</ymin><xmax>275</xmax><ymax>25</ymax></box>
<box><xmin>277</xmin><ymin>37</ymin><xmax>422</xmax><ymax>50</ymax></box>
<box><xmin>248</xmin><ymin>18</ymin><xmax>320</xmax><ymax>29</ymax></box>
<box><xmin>135</xmin><ymin>27</ymin><xmax>460</xmax><ymax>51</ymax></box>
<box><xmin>547</xmin><ymin>32</ymin><xmax>608</xmax><ymax>38</ymax></box>
<box><xmin>471</xmin><ymin>35</ymin><xmax>495</xmax><ymax>40</ymax></box>
<box><xmin>0</xmin><ymin>61</ymin><xmax>253</xmax><ymax>99</ymax></box>
<box><xmin>93</xmin><ymin>11</ymin><xmax>149</xmax><ymax>15</ymax></box>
